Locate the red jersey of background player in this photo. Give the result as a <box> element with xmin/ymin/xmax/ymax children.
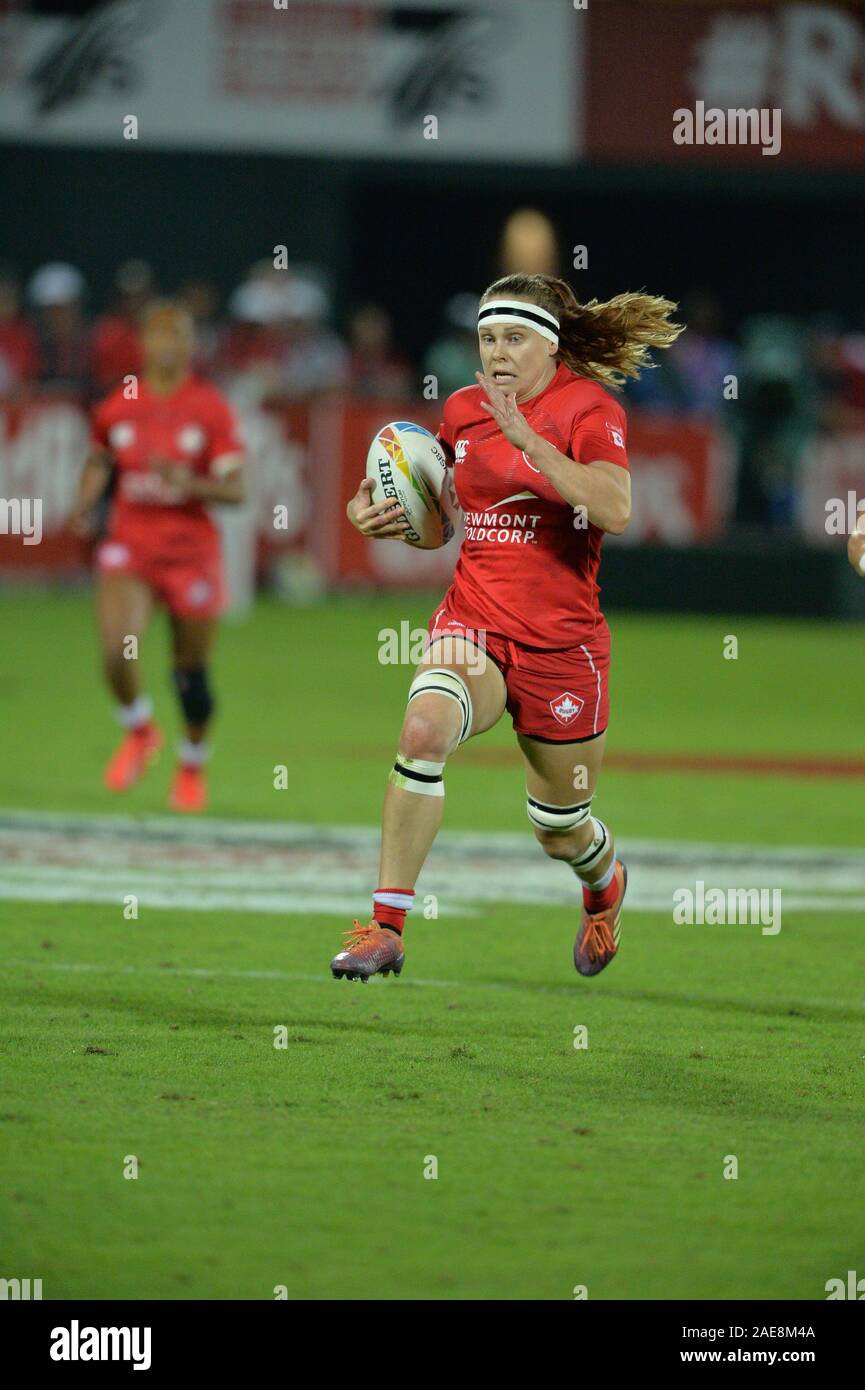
<box><xmin>91</xmin><ymin>374</ymin><xmax>243</xmax><ymax>545</ymax></box>
<box><xmin>436</xmin><ymin>361</ymin><xmax>628</xmax><ymax>648</ymax></box>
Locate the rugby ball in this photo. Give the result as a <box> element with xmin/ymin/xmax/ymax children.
<box><xmin>366</xmin><ymin>421</ymin><xmax>459</xmax><ymax>549</ymax></box>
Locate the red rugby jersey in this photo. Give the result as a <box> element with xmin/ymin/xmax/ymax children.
<box><xmin>90</xmin><ymin>375</ymin><xmax>244</xmax><ymax>541</ymax></box>
<box><xmin>436</xmin><ymin>362</ymin><xmax>629</xmax><ymax>648</ymax></box>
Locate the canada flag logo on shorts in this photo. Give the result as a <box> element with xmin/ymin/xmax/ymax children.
<box><xmin>550</xmin><ymin>691</ymin><xmax>585</xmax><ymax>726</ymax></box>
<box><xmin>186</xmin><ymin>579</ymin><xmax>212</xmax><ymax>606</ymax></box>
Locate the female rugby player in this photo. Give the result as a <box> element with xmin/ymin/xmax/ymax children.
<box><xmin>70</xmin><ymin>303</ymin><xmax>246</xmax><ymax>812</ymax></box>
<box><xmin>332</xmin><ymin>273</ymin><xmax>682</xmax><ymax>981</ymax></box>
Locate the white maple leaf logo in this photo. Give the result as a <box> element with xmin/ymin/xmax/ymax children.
<box><xmin>550</xmin><ymin>692</ymin><xmax>585</xmax><ymax>725</ymax></box>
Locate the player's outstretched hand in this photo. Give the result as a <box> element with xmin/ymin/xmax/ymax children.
<box><xmin>475</xmin><ymin>372</ymin><xmax>535</xmax><ymax>450</ymax></box>
<box><xmin>347</xmin><ymin>478</ymin><xmax>411</xmax><ymax>539</ymax></box>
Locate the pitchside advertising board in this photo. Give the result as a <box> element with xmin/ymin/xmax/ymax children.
<box><xmin>0</xmin><ymin>396</ymin><xmax>733</xmax><ymax>601</ymax></box>
<box><xmin>797</xmin><ymin>433</ymin><xmax>865</xmax><ymax>547</ymax></box>
<box><xmin>0</xmin><ymin>0</ymin><xmax>575</xmax><ymax>163</ymax></box>
<box><xmin>1</xmin><ymin>0</ymin><xmax>863</xmax><ymax>167</ymax></box>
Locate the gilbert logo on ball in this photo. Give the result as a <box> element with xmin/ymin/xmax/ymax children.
<box><xmin>366</xmin><ymin>421</ymin><xmax>458</xmax><ymax>550</ymax></box>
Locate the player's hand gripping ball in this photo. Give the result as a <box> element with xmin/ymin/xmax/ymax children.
<box><xmin>848</xmin><ymin>526</ymin><xmax>865</xmax><ymax>577</ymax></box>
<box><xmin>365</xmin><ymin>421</ymin><xmax>460</xmax><ymax>550</ymax></box>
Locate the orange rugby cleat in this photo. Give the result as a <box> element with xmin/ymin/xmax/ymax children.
<box><xmin>574</xmin><ymin>860</ymin><xmax>628</xmax><ymax>977</ymax></box>
<box><xmin>104</xmin><ymin>723</ymin><xmax>164</xmax><ymax>792</ymax></box>
<box><xmin>330</xmin><ymin>920</ymin><xmax>405</xmax><ymax>982</ymax></box>
<box><xmin>169</xmin><ymin>764</ymin><xmax>208</xmax><ymax>813</ymax></box>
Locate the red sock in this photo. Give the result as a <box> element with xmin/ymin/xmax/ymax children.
<box><xmin>582</xmin><ymin>872</ymin><xmax>620</xmax><ymax>914</ymax></box>
<box><xmin>372</xmin><ymin>887</ymin><xmax>415</xmax><ymax>934</ymax></box>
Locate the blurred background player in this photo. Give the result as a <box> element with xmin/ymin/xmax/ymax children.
<box><xmin>69</xmin><ymin>302</ymin><xmax>246</xmax><ymax>812</ymax></box>
<box><xmin>334</xmin><ymin>274</ymin><xmax>682</xmax><ymax>983</ymax></box>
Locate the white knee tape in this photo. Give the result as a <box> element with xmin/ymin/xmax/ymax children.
<box><xmin>527</xmin><ymin>792</ymin><xmax>593</xmax><ymax>832</ymax></box>
<box><xmin>407</xmin><ymin>668</ymin><xmax>473</xmax><ymax>744</ymax></box>
<box><xmin>389</xmin><ymin>755</ymin><xmax>445</xmax><ymax>797</ymax></box>
<box><xmin>569</xmin><ymin>817</ymin><xmax>611</xmax><ymax>876</ymax></box>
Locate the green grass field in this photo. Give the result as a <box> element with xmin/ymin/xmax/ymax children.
<box><xmin>1</xmin><ymin>591</ymin><xmax>863</xmax><ymax>1299</ymax></box>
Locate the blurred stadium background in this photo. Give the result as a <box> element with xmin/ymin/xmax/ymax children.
<box><xmin>1</xmin><ymin>0</ymin><xmax>864</xmax><ymax>1302</ymax></box>
<box><xmin>2</xmin><ymin>0</ymin><xmax>865</xmax><ymax>610</ymax></box>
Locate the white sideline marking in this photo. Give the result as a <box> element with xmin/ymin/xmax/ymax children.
<box><xmin>0</xmin><ymin>959</ymin><xmax>466</xmax><ymax>992</ymax></box>
<box><xmin>1</xmin><ymin>809</ymin><xmax>864</xmax><ymax>915</ymax></box>
<box><xmin>0</xmin><ymin>961</ymin><xmax>859</xmax><ymax>1010</ymax></box>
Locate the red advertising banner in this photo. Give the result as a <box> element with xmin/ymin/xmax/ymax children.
<box><xmin>612</xmin><ymin>416</ymin><xmax>735</xmax><ymax>546</ymax></box>
<box><xmin>0</xmin><ymin>396</ymin><xmax>90</xmax><ymax>573</ymax></box>
<box><xmin>797</xmin><ymin>432</ymin><xmax>865</xmax><ymax>545</ymax></box>
<box><xmin>586</xmin><ymin>1</ymin><xmax>865</xmax><ymax>167</ymax></box>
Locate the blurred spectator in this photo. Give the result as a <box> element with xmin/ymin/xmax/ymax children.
<box><xmin>837</xmin><ymin>329</ymin><xmax>865</xmax><ymax>425</ymax></box>
<box><xmin>623</xmin><ymin>352</ymin><xmax>691</xmax><ymax>415</ymax></box>
<box><xmin>28</xmin><ymin>261</ymin><xmax>90</xmax><ymax>394</ymax></box>
<box><xmin>273</xmin><ymin>277</ymin><xmax>348</xmax><ymax>401</ymax></box>
<box><xmin>347</xmin><ymin>303</ymin><xmax>413</xmax><ymax>398</ymax></box>
<box><xmin>219</xmin><ymin>271</ymin><xmax>348</xmax><ymax>404</ymax></box>
<box><xmin>666</xmin><ymin>289</ymin><xmax>739</xmax><ymax>419</ymax></box>
<box><xmin>733</xmin><ymin>315</ymin><xmax>818</xmax><ymax>528</ymax></box>
<box><xmin>178</xmin><ymin>279</ymin><xmax>222</xmax><ymax>374</ymax></box>
<box><xmin>498</xmin><ymin>209</ymin><xmax>561</xmax><ymax>276</ymax></box>
<box><xmin>424</xmin><ymin>292</ymin><xmax>480</xmax><ymax>399</ymax></box>
<box><xmin>90</xmin><ymin>258</ymin><xmax>154</xmax><ymax>395</ymax></box>
<box><xmin>215</xmin><ymin>278</ymin><xmax>286</xmax><ymax>406</ymax></box>
<box><xmin>0</xmin><ymin>270</ymin><xmax>39</xmax><ymax>394</ymax></box>
<box><xmin>807</xmin><ymin>316</ymin><xmax>846</xmax><ymax>431</ymax></box>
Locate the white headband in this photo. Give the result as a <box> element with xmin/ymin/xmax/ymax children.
<box><xmin>477</xmin><ymin>299</ymin><xmax>560</xmax><ymax>348</ymax></box>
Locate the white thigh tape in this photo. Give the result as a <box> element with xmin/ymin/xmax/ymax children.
<box><xmin>407</xmin><ymin>668</ymin><xmax>473</xmax><ymax>744</ymax></box>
